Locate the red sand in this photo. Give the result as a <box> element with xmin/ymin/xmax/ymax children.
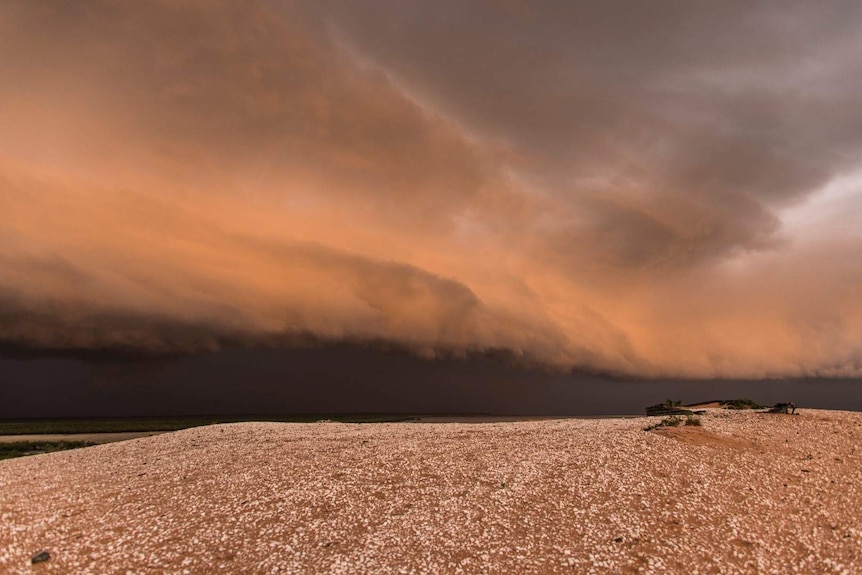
<box><xmin>1</xmin><ymin>410</ymin><xmax>860</xmax><ymax>574</ymax></box>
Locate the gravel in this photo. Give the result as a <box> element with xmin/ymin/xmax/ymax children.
<box><xmin>1</xmin><ymin>410</ymin><xmax>860</xmax><ymax>574</ymax></box>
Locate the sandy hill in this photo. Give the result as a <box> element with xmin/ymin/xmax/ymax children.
<box><xmin>1</xmin><ymin>410</ymin><xmax>860</xmax><ymax>574</ymax></box>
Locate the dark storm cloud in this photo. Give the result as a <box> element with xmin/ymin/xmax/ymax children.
<box><xmin>319</xmin><ymin>0</ymin><xmax>862</xmax><ymax>264</ymax></box>
<box><xmin>1</xmin><ymin>0</ymin><xmax>861</xmax><ymax>377</ymax></box>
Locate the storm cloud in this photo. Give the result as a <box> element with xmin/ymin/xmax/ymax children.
<box><xmin>1</xmin><ymin>0</ymin><xmax>861</xmax><ymax>378</ymax></box>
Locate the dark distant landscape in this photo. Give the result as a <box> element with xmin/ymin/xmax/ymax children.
<box><xmin>4</xmin><ymin>346</ymin><xmax>862</xmax><ymax>420</ymax></box>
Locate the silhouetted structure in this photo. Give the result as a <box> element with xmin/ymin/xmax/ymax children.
<box><xmin>768</xmin><ymin>402</ymin><xmax>797</xmax><ymax>414</ymax></box>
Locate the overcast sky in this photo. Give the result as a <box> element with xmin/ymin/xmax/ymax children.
<box><xmin>2</xmin><ymin>1</ymin><xmax>862</xmax><ymax>412</ymax></box>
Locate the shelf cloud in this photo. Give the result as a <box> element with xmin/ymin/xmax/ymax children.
<box><xmin>1</xmin><ymin>0</ymin><xmax>861</xmax><ymax>377</ymax></box>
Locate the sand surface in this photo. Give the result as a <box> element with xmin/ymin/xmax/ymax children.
<box><xmin>1</xmin><ymin>410</ymin><xmax>861</xmax><ymax>574</ymax></box>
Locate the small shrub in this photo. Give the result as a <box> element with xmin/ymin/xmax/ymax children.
<box><xmin>644</xmin><ymin>415</ymin><xmax>683</xmax><ymax>431</ymax></box>
<box><xmin>685</xmin><ymin>415</ymin><xmax>702</xmax><ymax>426</ymax></box>
<box><xmin>722</xmin><ymin>398</ymin><xmax>764</xmax><ymax>410</ymax></box>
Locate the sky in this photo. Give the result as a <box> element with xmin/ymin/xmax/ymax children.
<box><xmin>2</xmin><ymin>1</ymin><xmax>862</xmax><ymax>415</ymax></box>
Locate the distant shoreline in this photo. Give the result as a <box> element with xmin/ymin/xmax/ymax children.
<box><xmin>0</xmin><ymin>431</ymin><xmax>167</xmax><ymax>444</ymax></box>
<box><xmin>0</xmin><ymin>413</ymin><xmax>650</xmax><ymax>436</ymax></box>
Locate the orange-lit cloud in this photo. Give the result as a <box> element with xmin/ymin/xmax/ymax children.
<box><xmin>1</xmin><ymin>0</ymin><xmax>861</xmax><ymax>377</ymax></box>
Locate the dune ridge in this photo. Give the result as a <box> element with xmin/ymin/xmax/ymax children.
<box><xmin>1</xmin><ymin>410</ymin><xmax>860</xmax><ymax>574</ymax></box>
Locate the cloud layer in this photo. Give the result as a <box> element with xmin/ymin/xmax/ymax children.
<box><xmin>2</xmin><ymin>0</ymin><xmax>862</xmax><ymax>377</ymax></box>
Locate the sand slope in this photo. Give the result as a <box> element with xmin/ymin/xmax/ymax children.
<box><xmin>1</xmin><ymin>410</ymin><xmax>861</xmax><ymax>574</ymax></box>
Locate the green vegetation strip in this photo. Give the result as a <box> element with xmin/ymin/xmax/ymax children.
<box><xmin>644</xmin><ymin>414</ymin><xmax>702</xmax><ymax>431</ymax></box>
<box><xmin>0</xmin><ymin>415</ymin><xmax>419</xmax><ymax>435</ymax></box>
<box><xmin>721</xmin><ymin>398</ymin><xmax>764</xmax><ymax>410</ymax></box>
<box><xmin>0</xmin><ymin>441</ymin><xmax>96</xmax><ymax>461</ymax></box>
